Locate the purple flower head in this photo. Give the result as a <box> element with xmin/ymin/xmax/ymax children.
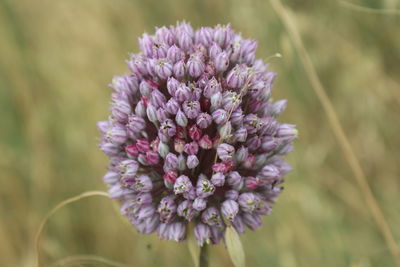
<box><xmin>98</xmin><ymin>21</ymin><xmax>297</xmax><ymax>245</ymax></box>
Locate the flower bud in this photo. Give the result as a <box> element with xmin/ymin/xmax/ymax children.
<box><xmin>245</xmin><ymin>176</ymin><xmax>261</xmax><ymax>190</ymax></box>
<box><xmin>146</xmin><ymin>150</ymin><xmax>160</xmax><ymax>165</ymax></box>
<box><xmin>157</xmin><ymin>195</ymin><xmax>177</xmax><ymax>223</ymax></box>
<box><xmin>136</xmin><ymin>138</ymin><xmax>150</xmax><ymax>153</ymax></box>
<box><xmin>167</xmin><ymin>45</ymin><xmax>183</xmax><ymax>63</ymax></box>
<box><xmin>209</xmin><ymin>42</ymin><xmax>222</xmax><ymax>59</ymax></box>
<box><xmin>199</xmin><ymin>134</ymin><xmax>212</xmax><ymax>149</ymax></box>
<box><xmin>119</xmin><ymin>159</ymin><xmax>139</xmax><ymax>177</ymax></box>
<box><xmin>177</xmin><ymin>200</ymin><xmax>197</xmax><ymax>221</ymax></box>
<box><xmin>276</xmin><ymin>123</ymin><xmax>298</xmax><ymax>139</ymax></box>
<box><xmin>193</xmin><ymin>198</ymin><xmax>207</xmax><ymax>211</ymax></box>
<box><xmin>159</xmin><ymin>119</ymin><xmax>177</xmax><ymax>137</ymax></box>
<box><xmin>133</xmin><ymin>175</ymin><xmax>153</xmax><ymax>193</ymax></box>
<box><xmin>246</xmin><ymin>136</ymin><xmax>261</xmax><ymax>151</ymax></box>
<box><xmin>100</xmin><ymin>142</ymin><xmax>120</xmax><ymax>156</ymax></box>
<box><xmin>105</xmin><ymin>124</ymin><xmax>127</xmax><ymax>145</ymax></box>
<box><xmin>187</xmin><ymin>155</ymin><xmax>199</xmax><ymax>169</ymax></box>
<box><xmin>139</xmin><ymin>80</ymin><xmax>156</xmax><ymax>97</ymax></box>
<box><xmin>188</xmin><ymin>124</ymin><xmax>202</xmax><ymax>141</ymax></box>
<box><xmin>213</xmin><ymin>24</ymin><xmax>234</xmax><ymax>48</ymax></box>
<box><xmin>211</xmin><ymin>172</ymin><xmax>225</xmax><ymax>187</ymax></box>
<box><xmin>154</xmin><ymin>59</ymin><xmax>173</xmax><ymax>79</ymax></box>
<box><xmin>177</xmin><ymin>154</ymin><xmax>186</xmax><ymax>171</ymax></box>
<box><xmin>231</xmin><ymin>108</ymin><xmax>244</xmax><ymax>125</ymax></box>
<box><xmin>214</xmin><ymin>52</ymin><xmax>229</xmax><ymax>72</ymax></box>
<box><xmin>135</xmin><ymin>100</ymin><xmax>146</xmax><ymax>118</ymax></box>
<box><xmin>136</xmin><ymin>205</ymin><xmax>156</xmax><ymax>220</ymax></box>
<box><xmin>165</xmin><ymin>153</ymin><xmax>179</xmax><ymax>169</ymax></box>
<box><xmin>146</xmin><ymin>103</ymin><xmax>158</xmax><ymax>123</ymax></box>
<box><xmin>241</xmin><ymin>39</ymin><xmax>257</xmax><ymax>64</ymax></box>
<box><xmin>127</xmin><ymin>55</ymin><xmax>147</xmax><ymax>76</ymax></box>
<box><xmin>158</xmin><ymin>142</ymin><xmax>170</xmax><ymax>158</ymax></box>
<box><xmin>139</xmin><ymin>33</ymin><xmax>154</xmax><ymax>57</ymax></box>
<box><xmin>175</xmin><ymin>109</ymin><xmax>188</xmax><ymax>127</ymax></box>
<box><xmin>259</xmin><ymin>164</ymin><xmax>280</xmax><ymax>180</ymax></box>
<box><xmin>166</xmin><ymin>98</ymin><xmax>180</xmax><ymax>115</ymax></box>
<box><xmin>204</xmin><ymin>77</ymin><xmax>222</xmax><ymax>98</ymax></box>
<box><xmin>196</xmin><ymin>27</ymin><xmax>213</xmax><ymax>46</ymax></box>
<box><xmin>227</xmin><ymin>171</ymin><xmax>243</xmax><ymax>190</ymax></box>
<box><xmin>170</xmin><ymin>222</ymin><xmax>187</xmax><ymax>241</ymax></box>
<box><xmin>212</xmin><ymin>109</ymin><xmax>228</xmax><ymax>124</ymax></box>
<box><xmin>222</xmin><ymin>91</ymin><xmax>240</xmax><ymax>111</ymax></box>
<box><xmin>174</xmin><ymin>175</ymin><xmax>193</xmax><ymax>194</ymax></box>
<box><xmin>226</xmin><ymin>65</ymin><xmax>247</xmax><ymax>89</ymax></box>
<box><xmin>183</xmin><ymin>100</ymin><xmax>201</xmax><ymax>119</ymax></box>
<box><xmin>242</xmin><ymin>154</ymin><xmax>256</xmax><ymax>169</ymax></box>
<box><xmin>196</xmin><ymin>176</ymin><xmax>215</xmax><ymax>198</ymax></box>
<box><xmin>225</xmin><ymin>189</ymin><xmax>239</xmax><ymax>200</ymax></box>
<box><xmin>112</xmin><ymin>100</ymin><xmax>131</xmax><ymax>122</ymax></box>
<box><xmin>201</xmin><ymin>207</ymin><xmax>223</xmax><ymax>227</ymax></box>
<box><xmin>184</xmin><ymin>142</ymin><xmax>199</xmax><ymax>155</ymax></box>
<box><xmin>217</xmin><ymin>143</ymin><xmax>235</xmax><ymax>161</ymax></box>
<box><xmin>175</xmin><ymin>84</ymin><xmax>191</xmax><ymax>102</ymax></box>
<box><xmin>196</xmin><ymin>113</ymin><xmax>212</xmax><ymax>129</ymax></box>
<box><xmin>238</xmin><ymin>192</ymin><xmax>258</xmax><ymax>212</ymax></box>
<box><xmin>269</xmin><ymin>99</ymin><xmax>287</xmax><ymax>116</ymax></box>
<box><xmin>178</xmin><ymin>31</ymin><xmax>193</xmax><ymax>52</ymax></box>
<box><xmin>173</xmin><ymin>60</ymin><xmax>185</xmax><ymax>78</ymax></box>
<box><xmin>210</xmin><ymin>92</ymin><xmax>222</xmax><ymax>110</ymax></box>
<box><xmin>163</xmin><ymin>169</ymin><xmax>178</xmax><ymax>184</ymax></box>
<box><xmin>173</xmin><ymin>138</ymin><xmax>185</xmax><ymax>154</ymax></box>
<box><xmin>221</xmin><ymin>200</ymin><xmax>239</xmax><ymax>221</ymax></box>
<box><xmin>195</xmin><ymin>223</ymin><xmax>211</xmax><ymax>246</ymax></box>
<box><xmin>187</xmin><ymin>54</ymin><xmax>205</xmax><ymax>78</ymax></box>
<box><xmin>218</xmin><ymin>122</ymin><xmax>232</xmax><ymax>139</ymax></box>
<box><xmin>103</xmin><ymin>171</ymin><xmax>119</xmax><ymax>184</ymax></box>
<box><xmin>151</xmin><ymin>89</ymin><xmax>166</xmax><ymax>108</ymax></box>
<box><xmin>243</xmin><ymin>213</ymin><xmax>262</xmax><ymax>231</ymax></box>
<box><xmin>233</xmin><ymin>127</ymin><xmax>247</xmax><ymax>143</ymax></box>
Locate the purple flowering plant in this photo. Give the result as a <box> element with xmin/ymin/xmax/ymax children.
<box><xmin>98</xmin><ymin>21</ymin><xmax>297</xmax><ymax>250</ymax></box>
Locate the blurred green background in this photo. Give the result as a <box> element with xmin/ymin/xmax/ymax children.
<box><xmin>1</xmin><ymin>0</ymin><xmax>400</xmax><ymax>266</ymax></box>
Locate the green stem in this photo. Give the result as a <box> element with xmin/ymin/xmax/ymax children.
<box><xmin>199</xmin><ymin>244</ymin><xmax>209</xmax><ymax>267</ymax></box>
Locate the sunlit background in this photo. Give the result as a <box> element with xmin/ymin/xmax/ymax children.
<box><xmin>1</xmin><ymin>0</ymin><xmax>400</xmax><ymax>266</ymax></box>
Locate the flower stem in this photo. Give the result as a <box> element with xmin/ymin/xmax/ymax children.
<box><xmin>199</xmin><ymin>244</ymin><xmax>209</xmax><ymax>267</ymax></box>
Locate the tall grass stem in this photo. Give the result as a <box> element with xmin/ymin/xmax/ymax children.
<box><xmin>34</xmin><ymin>191</ymin><xmax>109</xmax><ymax>267</ymax></box>
<box><xmin>270</xmin><ymin>0</ymin><xmax>400</xmax><ymax>265</ymax></box>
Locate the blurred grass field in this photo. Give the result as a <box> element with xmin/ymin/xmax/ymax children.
<box><xmin>1</xmin><ymin>0</ymin><xmax>400</xmax><ymax>266</ymax></box>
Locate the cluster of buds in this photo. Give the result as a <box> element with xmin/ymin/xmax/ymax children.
<box><xmin>98</xmin><ymin>22</ymin><xmax>297</xmax><ymax>245</ymax></box>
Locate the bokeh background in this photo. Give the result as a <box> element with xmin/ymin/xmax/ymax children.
<box><xmin>1</xmin><ymin>0</ymin><xmax>400</xmax><ymax>266</ymax></box>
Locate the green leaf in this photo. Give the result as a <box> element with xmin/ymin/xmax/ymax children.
<box><xmin>225</xmin><ymin>226</ymin><xmax>245</xmax><ymax>267</ymax></box>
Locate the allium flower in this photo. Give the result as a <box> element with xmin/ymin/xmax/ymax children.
<box><xmin>98</xmin><ymin>21</ymin><xmax>297</xmax><ymax>246</ymax></box>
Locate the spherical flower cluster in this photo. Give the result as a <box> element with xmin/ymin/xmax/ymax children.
<box><xmin>98</xmin><ymin>22</ymin><xmax>297</xmax><ymax>245</ymax></box>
